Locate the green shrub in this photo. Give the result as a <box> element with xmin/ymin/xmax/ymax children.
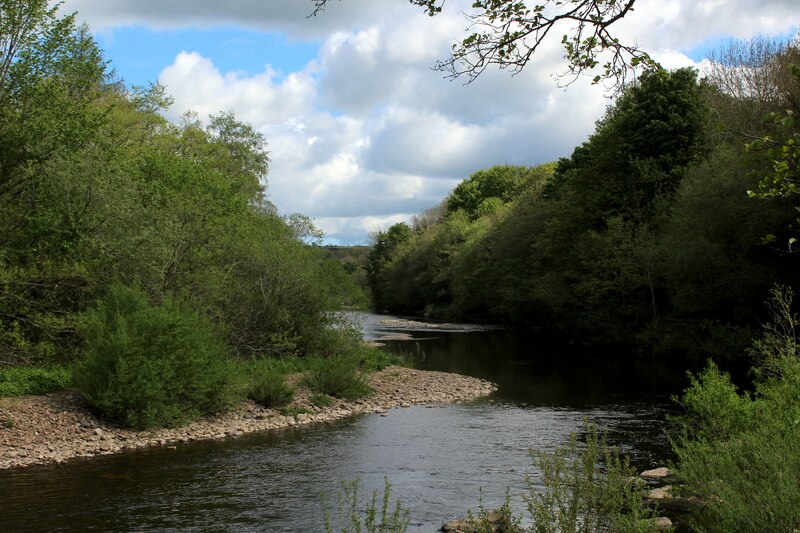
<box><xmin>0</xmin><ymin>365</ymin><xmax>73</xmax><ymax>397</ymax></box>
<box><xmin>673</xmin><ymin>362</ymin><xmax>800</xmax><ymax>532</ymax></box>
<box><xmin>523</xmin><ymin>425</ymin><xmax>658</xmax><ymax>533</ymax></box>
<box><xmin>247</xmin><ymin>361</ymin><xmax>295</xmax><ymax>408</ymax></box>
<box><xmin>304</xmin><ymin>354</ymin><xmax>371</xmax><ymax>400</ymax></box>
<box><xmin>672</xmin><ymin>286</ymin><xmax>800</xmax><ymax>532</ymax></box>
<box><xmin>73</xmin><ymin>284</ymin><xmax>237</xmax><ymax>429</ymax></box>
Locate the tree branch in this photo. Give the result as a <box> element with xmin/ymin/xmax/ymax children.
<box><xmin>309</xmin><ymin>0</ymin><xmax>656</xmax><ymax>93</ymax></box>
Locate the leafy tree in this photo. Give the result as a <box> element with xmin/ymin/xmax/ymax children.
<box><xmin>703</xmin><ymin>35</ymin><xmax>800</xmax><ymax>138</ymax></box>
<box><xmin>552</xmin><ymin>67</ymin><xmax>708</xmax><ymax>227</ymax></box>
<box><xmin>705</xmin><ymin>37</ymin><xmax>800</xmax><ymax>250</ymax></box>
<box><xmin>446</xmin><ymin>164</ymin><xmax>547</xmax><ymax>219</ymax></box>
<box><xmin>0</xmin><ymin>0</ymin><xmax>110</xmax><ymax>364</ymax></box>
<box><xmin>658</xmin><ymin>143</ymin><xmax>795</xmax><ymax>325</ymax></box>
<box><xmin>746</xmin><ymin>65</ymin><xmax>800</xmax><ymax>250</ymax></box>
<box><xmin>0</xmin><ymin>0</ymin><xmax>107</xmax><ymax>199</ymax></box>
<box><xmin>366</xmin><ymin>223</ymin><xmax>412</xmax><ymax>309</ymax></box>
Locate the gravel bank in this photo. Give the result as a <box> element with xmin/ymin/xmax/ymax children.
<box><xmin>0</xmin><ymin>366</ymin><xmax>496</xmax><ymax>470</ymax></box>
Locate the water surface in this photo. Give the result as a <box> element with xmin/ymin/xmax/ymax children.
<box><xmin>0</xmin><ymin>313</ymin><xmax>686</xmax><ymax>532</ymax></box>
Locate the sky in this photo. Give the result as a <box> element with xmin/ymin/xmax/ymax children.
<box><xmin>61</xmin><ymin>0</ymin><xmax>799</xmax><ymax>245</ymax></box>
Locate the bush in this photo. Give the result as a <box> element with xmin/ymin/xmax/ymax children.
<box><xmin>672</xmin><ymin>362</ymin><xmax>800</xmax><ymax>532</ymax></box>
<box><xmin>304</xmin><ymin>354</ymin><xmax>371</xmax><ymax>400</ymax></box>
<box><xmin>523</xmin><ymin>425</ymin><xmax>658</xmax><ymax>533</ymax></box>
<box><xmin>247</xmin><ymin>361</ymin><xmax>295</xmax><ymax>408</ymax></box>
<box><xmin>671</xmin><ymin>286</ymin><xmax>800</xmax><ymax>532</ymax></box>
<box><xmin>0</xmin><ymin>365</ymin><xmax>72</xmax><ymax>397</ymax></box>
<box><xmin>73</xmin><ymin>284</ymin><xmax>237</xmax><ymax>429</ymax></box>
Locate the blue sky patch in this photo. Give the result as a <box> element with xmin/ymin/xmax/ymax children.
<box><xmin>683</xmin><ymin>27</ymin><xmax>799</xmax><ymax>62</ymax></box>
<box><xmin>95</xmin><ymin>26</ymin><xmax>320</xmax><ymax>87</ymax></box>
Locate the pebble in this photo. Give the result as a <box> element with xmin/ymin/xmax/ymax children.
<box><xmin>0</xmin><ymin>366</ymin><xmax>496</xmax><ymax>470</ymax></box>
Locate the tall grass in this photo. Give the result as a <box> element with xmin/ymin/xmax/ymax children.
<box><xmin>322</xmin><ymin>425</ymin><xmax>659</xmax><ymax>533</ymax></box>
<box><xmin>323</xmin><ymin>477</ymin><xmax>410</xmax><ymax>533</ymax></box>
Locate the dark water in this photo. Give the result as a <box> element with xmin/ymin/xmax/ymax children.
<box><xmin>0</xmin><ymin>314</ymin><xmax>688</xmax><ymax>532</ymax></box>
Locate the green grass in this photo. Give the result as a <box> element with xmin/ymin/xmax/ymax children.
<box><xmin>310</xmin><ymin>393</ymin><xmax>335</xmax><ymax>408</ymax></box>
<box><xmin>0</xmin><ymin>365</ymin><xmax>73</xmax><ymax>397</ymax></box>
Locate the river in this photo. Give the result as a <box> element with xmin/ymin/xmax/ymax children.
<box><xmin>0</xmin><ymin>313</ymin><xmax>688</xmax><ymax>532</ymax></box>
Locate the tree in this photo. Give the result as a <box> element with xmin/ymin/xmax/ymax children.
<box><xmin>732</xmin><ymin>38</ymin><xmax>800</xmax><ymax>250</ymax></box>
<box><xmin>0</xmin><ymin>0</ymin><xmax>107</xmax><ymax>198</ymax></box>
<box><xmin>446</xmin><ymin>164</ymin><xmax>543</xmax><ymax>219</ymax></box>
<box><xmin>552</xmin><ymin>67</ymin><xmax>708</xmax><ymax>227</ymax></box>
<box><xmin>310</xmin><ymin>0</ymin><xmax>656</xmax><ymax>92</ymax></box>
<box><xmin>703</xmin><ymin>35</ymin><xmax>800</xmax><ymax>137</ymax></box>
<box><xmin>366</xmin><ymin>223</ymin><xmax>412</xmax><ymax>309</ymax></box>
<box><xmin>0</xmin><ymin>0</ymin><xmax>59</xmax><ymax>92</ymax></box>
<box><xmin>0</xmin><ymin>0</ymin><xmax>110</xmax><ymax>364</ymax></box>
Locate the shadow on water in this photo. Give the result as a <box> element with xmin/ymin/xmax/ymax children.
<box><xmin>0</xmin><ymin>313</ymin><xmax>692</xmax><ymax>532</ymax></box>
<box><xmin>385</xmin><ymin>329</ymin><xmax>688</xmax><ymax>407</ymax></box>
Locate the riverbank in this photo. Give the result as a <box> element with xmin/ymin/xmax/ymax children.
<box><xmin>0</xmin><ymin>366</ymin><xmax>496</xmax><ymax>470</ymax></box>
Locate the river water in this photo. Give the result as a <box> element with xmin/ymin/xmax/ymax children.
<box><xmin>0</xmin><ymin>313</ymin><xmax>688</xmax><ymax>532</ymax></box>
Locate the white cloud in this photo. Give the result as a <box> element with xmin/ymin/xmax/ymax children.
<box><xmin>615</xmin><ymin>0</ymin><xmax>798</xmax><ymax>55</ymax></box>
<box><xmin>159</xmin><ymin>51</ymin><xmax>316</xmax><ymax>124</ymax></box>
<box><xmin>63</xmin><ymin>0</ymin><xmax>393</xmax><ymax>38</ymax></box>
<box><xmin>314</xmin><ymin>214</ymin><xmax>418</xmax><ymax>246</ymax></box>
<box><xmin>66</xmin><ymin>0</ymin><xmax>799</xmax><ymax>243</ymax></box>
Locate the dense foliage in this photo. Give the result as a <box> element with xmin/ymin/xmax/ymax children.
<box><xmin>361</xmin><ymin>37</ymin><xmax>800</xmax><ymax>531</ymax></box>
<box><xmin>672</xmin><ymin>287</ymin><xmax>800</xmax><ymax>532</ymax></box>
<box><xmin>0</xmin><ymin>2</ymin><xmax>376</xmax><ymax>433</ymax></box>
<box><xmin>0</xmin><ymin>2</ymin><xmax>361</xmax><ymax>373</ymax></box>
<box><xmin>368</xmin><ymin>48</ymin><xmax>800</xmax><ymax>362</ymax></box>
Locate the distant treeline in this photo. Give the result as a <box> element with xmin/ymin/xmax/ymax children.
<box><xmin>366</xmin><ymin>38</ymin><xmax>800</xmax><ymax>363</ymax></box>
